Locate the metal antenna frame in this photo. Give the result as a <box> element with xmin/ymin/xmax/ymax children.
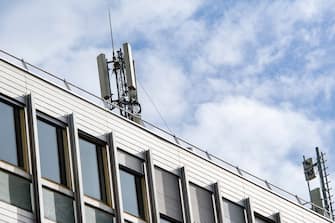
<box><xmin>317</xmin><ymin>148</ymin><xmax>335</xmax><ymax>220</ymax></box>
<box><xmin>303</xmin><ymin>147</ymin><xmax>335</xmax><ymax>220</ymax></box>
<box><xmin>104</xmin><ymin>47</ymin><xmax>141</xmax><ymax>122</ymax></box>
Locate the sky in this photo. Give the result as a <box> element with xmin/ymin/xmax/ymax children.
<box><xmin>1</xmin><ymin>0</ymin><xmax>335</xmax><ymax>203</ymax></box>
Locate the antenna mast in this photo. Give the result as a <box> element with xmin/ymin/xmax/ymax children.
<box><xmin>303</xmin><ymin>147</ymin><xmax>334</xmax><ymax>220</ymax></box>
<box><xmin>96</xmin><ymin>12</ymin><xmax>141</xmax><ymax>124</ymax></box>
<box><xmin>108</xmin><ymin>9</ymin><xmax>115</xmax><ymax>56</ymax></box>
<box><xmin>97</xmin><ymin>43</ymin><xmax>142</xmax><ymax>124</ymax></box>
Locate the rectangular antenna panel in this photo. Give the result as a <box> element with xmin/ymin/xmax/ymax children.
<box><xmin>303</xmin><ymin>158</ymin><xmax>316</xmax><ymax>181</ymax></box>
<box><xmin>123</xmin><ymin>42</ymin><xmax>137</xmax><ymax>90</ymax></box>
<box><xmin>97</xmin><ymin>53</ymin><xmax>111</xmax><ymax>99</ymax></box>
<box><xmin>311</xmin><ymin>188</ymin><xmax>324</xmax><ymax>215</ymax></box>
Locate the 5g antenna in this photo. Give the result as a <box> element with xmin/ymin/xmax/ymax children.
<box><xmin>97</xmin><ymin>13</ymin><xmax>142</xmax><ymax>124</ymax></box>
<box><xmin>108</xmin><ymin>9</ymin><xmax>115</xmax><ymax>55</ymax></box>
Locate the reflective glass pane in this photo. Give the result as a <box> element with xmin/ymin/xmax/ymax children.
<box><xmin>85</xmin><ymin>205</ymin><xmax>114</xmax><ymax>223</ymax></box>
<box><xmin>189</xmin><ymin>184</ymin><xmax>215</xmax><ymax>223</ymax></box>
<box><xmin>37</xmin><ymin>120</ymin><xmax>62</xmax><ymax>184</ymax></box>
<box><xmin>0</xmin><ymin>102</ymin><xmax>18</xmax><ymax>166</ymax></box>
<box><xmin>155</xmin><ymin>168</ymin><xmax>182</xmax><ymax>221</ymax></box>
<box><xmin>79</xmin><ymin>138</ymin><xmax>102</xmax><ymax>200</ymax></box>
<box><xmin>0</xmin><ymin>169</ymin><xmax>31</xmax><ymax>211</ymax></box>
<box><xmin>222</xmin><ymin>199</ymin><xmax>246</xmax><ymax>223</ymax></box>
<box><xmin>43</xmin><ymin>188</ymin><xmax>74</xmax><ymax>223</ymax></box>
<box><xmin>120</xmin><ymin>169</ymin><xmax>142</xmax><ymax>217</ymax></box>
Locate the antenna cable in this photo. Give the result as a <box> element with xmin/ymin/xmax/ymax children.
<box><xmin>138</xmin><ymin>81</ymin><xmax>174</xmax><ymax>135</ymax></box>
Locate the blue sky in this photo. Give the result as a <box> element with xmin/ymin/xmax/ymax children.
<box><xmin>1</xmin><ymin>0</ymin><xmax>335</xmax><ymax>201</ymax></box>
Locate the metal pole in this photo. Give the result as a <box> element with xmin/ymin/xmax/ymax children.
<box><xmin>26</xmin><ymin>94</ymin><xmax>44</xmax><ymax>223</ymax></box>
<box><xmin>107</xmin><ymin>132</ymin><xmax>123</xmax><ymax>223</ymax></box>
<box><xmin>316</xmin><ymin>147</ymin><xmax>330</xmax><ymax>213</ymax></box>
<box><xmin>68</xmin><ymin>114</ymin><xmax>86</xmax><ymax>223</ymax></box>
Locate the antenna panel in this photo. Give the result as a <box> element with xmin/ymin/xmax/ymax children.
<box><xmin>311</xmin><ymin>188</ymin><xmax>324</xmax><ymax>215</ymax></box>
<box><xmin>97</xmin><ymin>54</ymin><xmax>111</xmax><ymax>99</ymax></box>
<box><xmin>123</xmin><ymin>42</ymin><xmax>137</xmax><ymax>90</ymax></box>
<box><xmin>303</xmin><ymin>158</ymin><xmax>316</xmax><ymax>181</ymax></box>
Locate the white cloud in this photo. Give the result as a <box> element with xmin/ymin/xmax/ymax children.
<box><xmin>39</xmin><ymin>47</ymin><xmax>108</xmax><ymax>95</ymax></box>
<box><xmin>136</xmin><ymin>50</ymin><xmax>188</xmax><ymax>127</ymax></box>
<box><xmin>192</xmin><ymin>0</ymin><xmax>335</xmax><ymax>78</ymax></box>
<box><xmin>0</xmin><ymin>2</ymin><xmax>82</xmax><ymax>62</ymax></box>
<box><xmin>305</xmin><ymin>49</ymin><xmax>327</xmax><ymax>72</ymax></box>
<box><xmin>205</xmin><ymin>70</ymin><xmax>335</xmax><ymax>115</ymax></box>
<box><xmin>110</xmin><ymin>0</ymin><xmax>203</xmax><ymax>42</ymax></box>
<box><xmin>181</xmin><ymin>96</ymin><xmax>332</xmax><ymax>197</ymax></box>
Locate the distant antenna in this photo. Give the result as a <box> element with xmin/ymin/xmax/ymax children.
<box><xmin>303</xmin><ymin>147</ymin><xmax>334</xmax><ymax>220</ymax></box>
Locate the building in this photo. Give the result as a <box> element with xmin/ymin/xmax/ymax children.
<box><xmin>0</xmin><ymin>49</ymin><xmax>333</xmax><ymax>223</ymax></box>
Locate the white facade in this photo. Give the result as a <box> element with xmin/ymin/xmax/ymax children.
<box><xmin>0</xmin><ymin>56</ymin><xmax>333</xmax><ymax>223</ymax></box>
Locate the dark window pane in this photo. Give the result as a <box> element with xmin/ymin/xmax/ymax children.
<box><xmin>37</xmin><ymin>120</ymin><xmax>62</xmax><ymax>184</ymax></box>
<box><xmin>120</xmin><ymin>169</ymin><xmax>143</xmax><ymax>217</ymax></box>
<box><xmin>43</xmin><ymin>188</ymin><xmax>74</xmax><ymax>223</ymax></box>
<box><xmin>79</xmin><ymin>138</ymin><xmax>103</xmax><ymax>200</ymax></box>
<box><xmin>0</xmin><ymin>169</ymin><xmax>32</xmax><ymax>211</ymax></box>
<box><xmin>189</xmin><ymin>184</ymin><xmax>215</xmax><ymax>223</ymax></box>
<box><xmin>222</xmin><ymin>199</ymin><xmax>246</xmax><ymax>223</ymax></box>
<box><xmin>0</xmin><ymin>102</ymin><xmax>19</xmax><ymax>166</ymax></box>
<box><xmin>85</xmin><ymin>205</ymin><xmax>114</xmax><ymax>223</ymax></box>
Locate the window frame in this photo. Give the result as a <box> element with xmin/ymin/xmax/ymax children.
<box><xmin>188</xmin><ymin>182</ymin><xmax>217</xmax><ymax>223</ymax></box>
<box><xmin>36</xmin><ymin>113</ymin><xmax>69</xmax><ymax>187</ymax></box>
<box><xmin>222</xmin><ymin>197</ymin><xmax>248</xmax><ymax>223</ymax></box>
<box><xmin>117</xmin><ymin>148</ymin><xmax>148</xmax><ymax>221</ymax></box>
<box><xmin>119</xmin><ymin>165</ymin><xmax>146</xmax><ymax>219</ymax></box>
<box><xmin>35</xmin><ymin>112</ymin><xmax>76</xmax><ymax>223</ymax></box>
<box><xmin>154</xmin><ymin>165</ymin><xmax>184</xmax><ymax>223</ymax></box>
<box><xmin>78</xmin><ymin>131</ymin><xmax>109</xmax><ymax>203</ymax></box>
<box><xmin>0</xmin><ymin>94</ymin><xmax>32</xmax><ymax>212</ymax></box>
<box><xmin>0</xmin><ymin>95</ymin><xmax>27</xmax><ymax>172</ymax></box>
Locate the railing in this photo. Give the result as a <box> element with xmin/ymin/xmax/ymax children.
<box><xmin>0</xmin><ymin>49</ymin><xmax>332</xmax><ymax>220</ymax></box>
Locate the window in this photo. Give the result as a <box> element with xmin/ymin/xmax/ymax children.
<box><xmin>222</xmin><ymin>199</ymin><xmax>246</xmax><ymax>223</ymax></box>
<box><xmin>37</xmin><ymin>118</ymin><xmax>67</xmax><ymax>185</ymax></box>
<box><xmin>0</xmin><ymin>98</ymin><xmax>31</xmax><ymax>212</ymax></box>
<box><xmin>155</xmin><ymin>167</ymin><xmax>183</xmax><ymax>222</ymax></box>
<box><xmin>0</xmin><ymin>100</ymin><xmax>23</xmax><ymax>167</ymax></box>
<box><xmin>118</xmin><ymin>150</ymin><xmax>146</xmax><ymax>219</ymax></box>
<box><xmin>119</xmin><ymin>168</ymin><xmax>144</xmax><ymax>218</ymax></box>
<box><xmin>189</xmin><ymin>183</ymin><xmax>215</xmax><ymax>223</ymax></box>
<box><xmin>79</xmin><ymin>137</ymin><xmax>106</xmax><ymax>201</ymax></box>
